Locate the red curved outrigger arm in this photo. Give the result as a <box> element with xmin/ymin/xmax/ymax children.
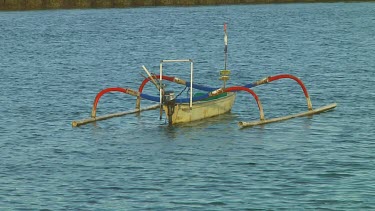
<box><xmin>267</xmin><ymin>74</ymin><xmax>313</xmax><ymax>110</ymax></box>
<box><xmin>224</xmin><ymin>86</ymin><xmax>265</xmax><ymax>121</ymax></box>
<box><xmin>91</xmin><ymin>87</ymin><xmax>138</xmax><ymax>118</ymax></box>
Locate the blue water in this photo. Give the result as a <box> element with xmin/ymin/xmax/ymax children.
<box><xmin>1</xmin><ymin>2</ymin><xmax>375</xmax><ymax>210</ymax></box>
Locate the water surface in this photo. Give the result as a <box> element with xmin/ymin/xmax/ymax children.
<box><xmin>1</xmin><ymin>3</ymin><xmax>375</xmax><ymax>210</ymax></box>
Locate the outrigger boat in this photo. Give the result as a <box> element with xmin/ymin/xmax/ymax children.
<box><xmin>72</xmin><ymin>24</ymin><xmax>336</xmax><ymax>128</ymax></box>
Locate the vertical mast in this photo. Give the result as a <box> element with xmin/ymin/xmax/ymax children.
<box><xmin>220</xmin><ymin>23</ymin><xmax>230</xmax><ymax>88</ymax></box>
<box><xmin>224</xmin><ymin>22</ymin><xmax>228</xmax><ymax>70</ymax></box>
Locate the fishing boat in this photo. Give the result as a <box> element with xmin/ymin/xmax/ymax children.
<box><xmin>72</xmin><ymin>23</ymin><xmax>336</xmax><ymax>128</ymax></box>
<box><xmin>156</xmin><ymin>59</ymin><xmax>236</xmax><ymax>125</ymax></box>
<box><xmin>164</xmin><ymin>92</ymin><xmax>236</xmax><ymax>125</ymax></box>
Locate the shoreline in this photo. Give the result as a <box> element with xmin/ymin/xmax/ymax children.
<box><xmin>0</xmin><ymin>0</ymin><xmax>373</xmax><ymax>11</ymax></box>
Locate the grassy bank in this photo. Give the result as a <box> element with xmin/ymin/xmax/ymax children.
<box><xmin>0</xmin><ymin>0</ymin><xmax>372</xmax><ymax>11</ymax></box>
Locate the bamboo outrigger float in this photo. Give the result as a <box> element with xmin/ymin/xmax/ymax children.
<box><xmin>72</xmin><ymin>23</ymin><xmax>336</xmax><ymax>128</ymax></box>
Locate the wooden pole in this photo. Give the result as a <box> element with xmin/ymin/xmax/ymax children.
<box><xmin>72</xmin><ymin>104</ymin><xmax>159</xmax><ymax>127</ymax></box>
<box><xmin>238</xmin><ymin>103</ymin><xmax>337</xmax><ymax>128</ymax></box>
